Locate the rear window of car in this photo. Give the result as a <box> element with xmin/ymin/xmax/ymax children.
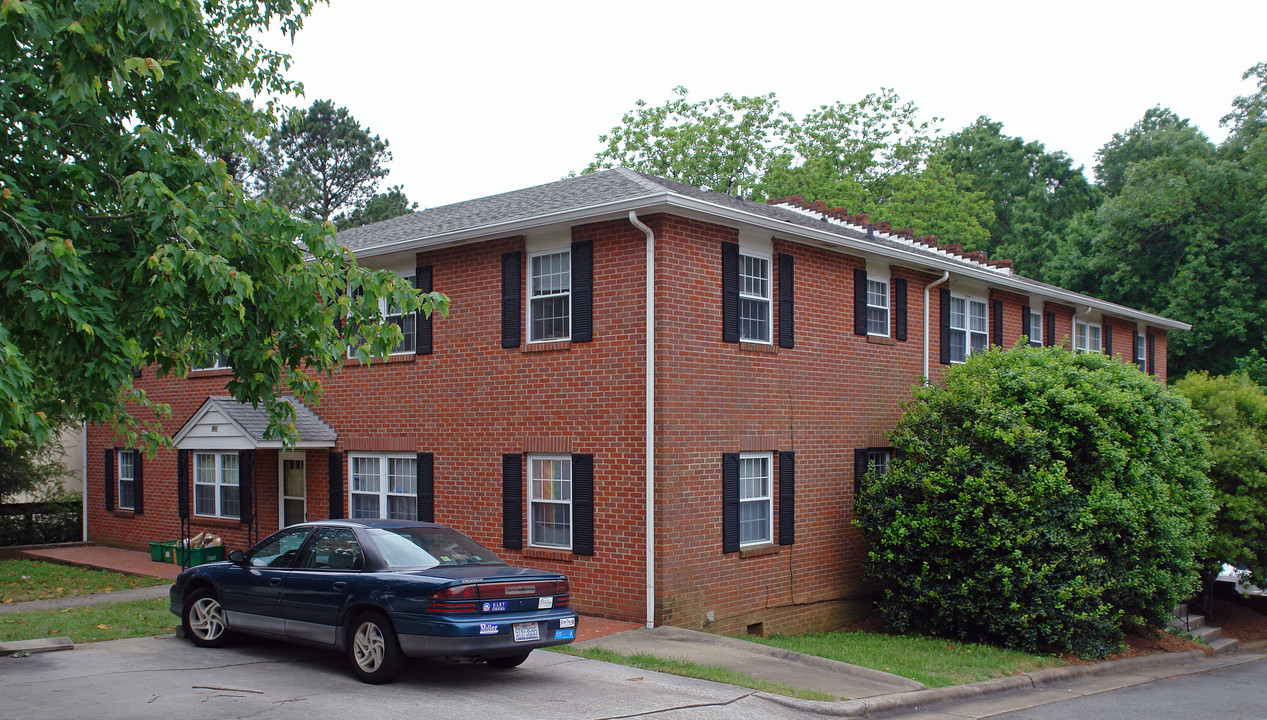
<box><xmin>367</xmin><ymin>528</ymin><xmax>505</xmax><ymax>570</ymax></box>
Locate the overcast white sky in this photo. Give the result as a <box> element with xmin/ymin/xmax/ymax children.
<box><xmin>265</xmin><ymin>0</ymin><xmax>1267</xmax><ymax>210</ymax></box>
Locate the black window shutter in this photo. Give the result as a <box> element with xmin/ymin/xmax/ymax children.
<box><xmin>1103</xmin><ymin>323</ymin><xmax>1113</xmax><ymax>356</ymax></box>
<box><xmin>778</xmin><ymin>253</ymin><xmax>795</xmax><ymax>349</ymax></box>
<box><xmin>238</xmin><ymin>450</ymin><xmax>254</xmax><ymax>525</ymax></box>
<box><xmin>853</xmin><ymin>449</ymin><xmax>868</xmax><ymax>502</ymax></box>
<box><xmin>502</xmin><ymin>454</ymin><xmax>523</xmax><ymax>549</ymax></box>
<box><xmin>939</xmin><ymin>288</ymin><xmax>951</xmax><ymax>365</ymax></box>
<box><xmin>571</xmin><ymin>240</ymin><xmax>593</xmax><ymax>343</ymax></box>
<box><xmin>104</xmin><ymin>449</ymin><xmax>115</xmax><ymax>511</ymax></box>
<box><xmin>501</xmin><ymin>252</ymin><xmax>521</xmax><ymax>349</ymax></box>
<box><xmin>1147</xmin><ymin>333</ymin><xmax>1156</xmax><ymax>375</ymax></box>
<box><xmin>778</xmin><ymin>450</ymin><xmax>795</xmax><ymax>546</ymax></box>
<box><xmin>1045</xmin><ymin>311</ymin><xmax>1056</xmax><ymax>347</ymax></box>
<box><xmin>853</xmin><ymin>268</ymin><xmax>868</xmax><ymax>336</ymax></box>
<box><xmin>721</xmin><ymin>242</ymin><xmax>740</xmax><ymax>343</ymax></box>
<box><xmin>991</xmin><ymin>299</ymin><xmax>1003</xmax><ymax>347</ymax></box>
<box><xmin>177</xmin><ymin>450</ymin><xmax>189</xmax><ymax>520</ymax></box>
<box><xmin>133</xmin><ymin>451</ymin><xmax>144</xmax><ymax>514</ymax></box>
<box><xmin>894</xmin><ymin>278</ymin><xmax>908</xmax><ymax>341</ymax></box>
<box><xmin>721</xmin><ymin>453</ymin><xmax>740</xmax><ymax>553</ymax></box>
<box><xmin>1021</xmin><ymin>306</ymin><xmax>1031</xmax><ymax>343</ymax></box>
<box><xmin>328</xmin><ymin>451</ymin><xmax>344</xmax><ymax>519</ymax></box>
<box><xmin>416</xmin><ymin>452</ymin><xmax>434</xmax><ymax>522</ymax></box>
<box><xmin>415</xmin><ymin>265</ymin><xmax>433</xmax><ymax>355</ymax></box>
<box><xmin>572</xmin><ymin>454</ymin><xmax>594</xmax><ymax>555</ymax></box>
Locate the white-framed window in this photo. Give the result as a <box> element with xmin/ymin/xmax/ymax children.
<box><xmin>739</xmin><ymin>452</ymin><xmax>772</xmax><ymax>546</ymax></box>
<box><xmin>1135</xmin><ymin>332</ymin><xmax>1147</xmax><ymax>370</ymax></box>
<box><xmin>949</xmin><ymin>295</ymin><xmax>988</xmax><ymax>363</ymax></box>
<box><xmin>350</xmin><ymin>454</ymin><xmax>417</xmax><ymax>520</ymax></box>
<box><xmin>739</xmin><ymin>252</ymin><xmax>771</xmax><ymax>343</ymax></box>
<box><xmin>1075</xmin><ymin>321</ymin><xmax>1102</xmax><ymax>354</ymax></box>
<box><xmin>117</xmin><ymin>450</ymin><xmax>136</xmax><ymax>510</ymax></box>
<box><xmin>1028</xmin><ymin>310</ymin><xmax>1044</xmax><ymax>347</ymax></box>
<box><xmin>867</xmin><ymin>278</ymin><xmax>889</xmax><ymax>336</ymax></box>
<box><xmin>194</xmin><ymin>452</ymin><xmax>239</xmax><ymax>519</ymax></box>
<box><xmin>528</xmin><ymin>249</ymin><xmax>571</xmax><ymax>342</ymax></box>
<box><xmin>529</xmin><ymin>455</ymin><xmax>572</xmax><ymax>549</ymax></box>
<box><xmin>347</xmin><ymin>274</ymin><xmax>416</xmax><ymax>357</ymax></box>
<box><xmin>194</xmin><ymin>353</ymin><xmax>230</xmax><ymax>371</ymax></box>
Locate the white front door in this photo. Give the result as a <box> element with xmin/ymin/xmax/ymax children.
<box><xmin>278</xmin><ymin>452</ymin><xmax>306</xmax><ymax>527</ymax></box>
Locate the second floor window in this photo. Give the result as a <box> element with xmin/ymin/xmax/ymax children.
<box><xmin>739</xmin><ymin>252</ymin><xmax>771</xmax><ymax>343</ymax></box>
<box><xmin>529</xmin><ymin>250</ymin><xmax>571</xmax><ymax>342</ymax></box>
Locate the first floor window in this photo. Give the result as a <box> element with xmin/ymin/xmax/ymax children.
<box><xmin>949</xmin><ymin>295</ymin><xmax>988</xmax><ymax>363</ymax></box>
<box><xmin>739</xmin><ymin>453</ymin><xmax>772</xmax><ymax>546</ymax></box>
<box><xmin>1028</xmin><ymin>310</ymin><xmax>1043</xmax><ymax>347</ymax></box>
<box><xmin>1076</xmin><ymin>321</ymin><xmax>1102</xmax><ymax>354</ymax></box>
<box><xmin>529</xmin><ymin>455</ymin><xmax>572</xmax><ymax>549</ymax></box>
<box><xmin>194</xmin><ymin>452</ymin><xmax>239</xmax><ymax>519</ymax></box>
<box><xmin>117</xmin><ymin>450</ymin><xmax>136</xmax><ymax>510</ymax></box>
<box><xmin>867</xmin><ymin>278</ymin><xmax>890</xmax><ymax>336</ymax></box>
<box><xmin>529</xmin><ymin>250</ymin><xmax>571</xmax><ymax>342</ymax></box>
<box><xmin>739</xmin><ymin>252</ymin><xmax>771</xmax><ymax>343</ymax></box>
<box><xmin>350</xmin><ymin>454</ymin><xmax>417</xmax><ymax>520</ymax></box>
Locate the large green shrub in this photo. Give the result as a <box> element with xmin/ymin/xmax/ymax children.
<box><xmin>1174</xmin><ymin>371</ymin><xmax>1267</xmax><ymax>579</ymax></box>
<box><xmin>856</xmin><ymin>345</ymin><xmax>1212</xmax><ymax>657</ymax></box>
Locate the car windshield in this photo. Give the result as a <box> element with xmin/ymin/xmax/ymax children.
<box><xmin>366</xmin><ymin>527</ymin><xmax>505</xmax><ymax>570</ymax></box>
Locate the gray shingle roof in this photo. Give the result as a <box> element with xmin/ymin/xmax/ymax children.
<box><xmin>206</xmin><ymin>396</ymin><xmax>337</xmax><ymax>445</ymax></box>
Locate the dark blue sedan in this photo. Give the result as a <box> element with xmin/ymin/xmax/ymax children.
<box><xmin>169</xmin><ymin>519</ymin><xmax>579</xmax><ymax>683</ymax></box>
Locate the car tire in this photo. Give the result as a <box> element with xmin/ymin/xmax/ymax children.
<box><xmin>348</xmin><ymin>610</ymin><xmax>404</xmax><ymax>684</ymax></box>
<box><xmin>486</xmin><ymin>651</ymin><xmax>530</xmax><ymax>669</ymax></box>
<box><xmin>182</xmin><ymin>587</ymin><xmax>235</xmax><ymax>648</ymax></box>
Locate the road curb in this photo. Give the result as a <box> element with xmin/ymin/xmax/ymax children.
<box><xmin>759</xmin><ymin>649</ymin><xmax>1215</xmax><ymax>717</ymax></box>
<box><xmin>1</xmin><ymin>636</ymin><xmax>74</xmax><ymax>655</ymax></box>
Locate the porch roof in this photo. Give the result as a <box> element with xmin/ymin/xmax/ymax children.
<box><xmin>172</xmin><ymin>396</ymin><xmax>338</xmax><ymax>450</ymax></box>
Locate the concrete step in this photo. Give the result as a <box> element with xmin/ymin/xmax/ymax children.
<box><xmin>1209</xmin><ymin>636</ymin><xmax>1241</xmax><ymax>655</ymax></box>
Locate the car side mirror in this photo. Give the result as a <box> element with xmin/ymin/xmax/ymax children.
<box><xmin>229</xmin><ymin>549</ymin><xmax>246</xmax><ymax>566</ymax></box>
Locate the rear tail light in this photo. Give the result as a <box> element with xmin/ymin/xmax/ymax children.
<box><xmin>425</xmin><ymin>578</ymin><xmax>571</xmax><ymax>612</ymax></box>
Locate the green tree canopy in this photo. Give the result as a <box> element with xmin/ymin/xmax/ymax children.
<box><xmin>857</xmin><ymin>345</ymin><xmax>1212</xmax><ymax>657</ymax></box>
<box><xmin>0</xmin><ymin>0</ymin><xmax>446</xmax><ymax>450</ymax></box>
<box><xmin>256</xmin><ymin>98</ymin><xmax>393</xmax><ymax>222</ymax></box>
<box><xmin>1174</xmin><ymin>372</ymin><xmax>1267</xmax><ymax>580</ymax></box>
<box><xmin>333</xmin><ymin>185</ymin><xmax>418</xmax><ymax>230</ymax></box>
<box><xmin>932</xmin><ymin>117</ymin><xmax>1100</xmax><ymax>278</ymax></box>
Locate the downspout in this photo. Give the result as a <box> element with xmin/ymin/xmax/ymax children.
<box><xmin>629</xmin><ymin>211</ymin><xmax>656</xmax><ymax>629</ymax></box>
<box><xmin>923</xmin><ymin>272</ymin><xmax>951</xmax><ymax>383</ymax></box>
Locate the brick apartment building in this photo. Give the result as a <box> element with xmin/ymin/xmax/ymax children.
<box><xmin>85</xmin><ymin>168</ymin><xmax>1186</xmax><ymax>635</ymax></box>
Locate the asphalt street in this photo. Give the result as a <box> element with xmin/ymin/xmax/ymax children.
<box><xmin>0</xmin><ymin>634</ymin><xmax>823</xmax><ymax>720</ymax></box>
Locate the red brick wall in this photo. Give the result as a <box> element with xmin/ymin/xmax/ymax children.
<box><xmin>84</xmin><ymin>211</ymin><xmax>1171</xmax><ymax>631</ymax></box>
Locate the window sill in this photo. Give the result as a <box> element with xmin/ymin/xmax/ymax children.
<box><xmin>738</xmin><ymin>341</ymin><xmax>776</xmax><ymax>354</ymax></box>
<box><xmin>523</xmin><ymin>341</ymin><xmax>571</xmax><ymax>353</ymax></box>
<box><xmin>188</xmin><ymin>368</ymin><xmax>233</xmax><ymax>379</ymax></box>
<box><xmin>191</xmin><ymin>516</ymin><xmax>244</xmax><ymax>528</ymax></box>
<box><xmin>523</xmin><ymin>547</ymin><xmax>574</xmax><ymax>562</ymax></box>
<box><xmin>343</xmin><ymin>353</ymin><xmax>417</xmax><ymax>367</ymax></box>
<box><xmin>738</xmin><ymin>544</ymin><xmax>779</xmax><ymax>559</ymax></box>
<box><xmin>866</xmin><ymin>335</ymin><xmax>895</xmax><ymax>346</ymax></box>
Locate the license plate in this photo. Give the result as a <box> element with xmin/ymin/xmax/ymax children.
<box><xmin>513</xmin><ymin>622</ymin><xmax>540</xmax><ymax>642</ymax></box>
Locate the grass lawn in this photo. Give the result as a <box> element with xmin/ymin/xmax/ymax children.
<box><xmin>0</xmin><ymin>596</ymin><xmax>176</xmax><ymax>643</ymax></box>
<box><xmin>1</xmin><ymin>559</ymin><xmax>168</xmax><ymax>604</ymax></box>
<box><xmin>741</xmin><ymin>631</ymin><xmax>1067</xmax><ymax>688</ymax></box>
<box><xmin>551</xmin><ymin>645</ymin><xmax>837</xmax><ymax>701</ymax></box>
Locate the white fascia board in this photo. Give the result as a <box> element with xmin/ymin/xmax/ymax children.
<box><xmin>347</xmin><ymin>189</ymin><xmax>1190</xmax><ymax>333</ymax></box>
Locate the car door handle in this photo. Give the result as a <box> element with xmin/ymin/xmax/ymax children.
<box><xmin>333</xmin><ymin>582</ymin><xmax>347</xmax><ymax>590</ymax></box>
<box><xmin>269</xmin><ymin>578</ymin><xmax>282</xmax><ymax>586</ymax></box>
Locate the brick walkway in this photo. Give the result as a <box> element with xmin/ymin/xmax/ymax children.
<box><xmin>20</xmin><ymin>544</ymin><xmax>641</xmax><ymax>642</ymax></box>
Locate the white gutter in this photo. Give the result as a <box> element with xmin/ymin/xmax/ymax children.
<box><xmin>629</xmin><ymin>211</ymin><xmax>656</xmax><ymax>629</ymax></box>
<box><xmin>924</xmin><ymin>272</ymin><xmax>950</xmax><ymax>382</ymax></box>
